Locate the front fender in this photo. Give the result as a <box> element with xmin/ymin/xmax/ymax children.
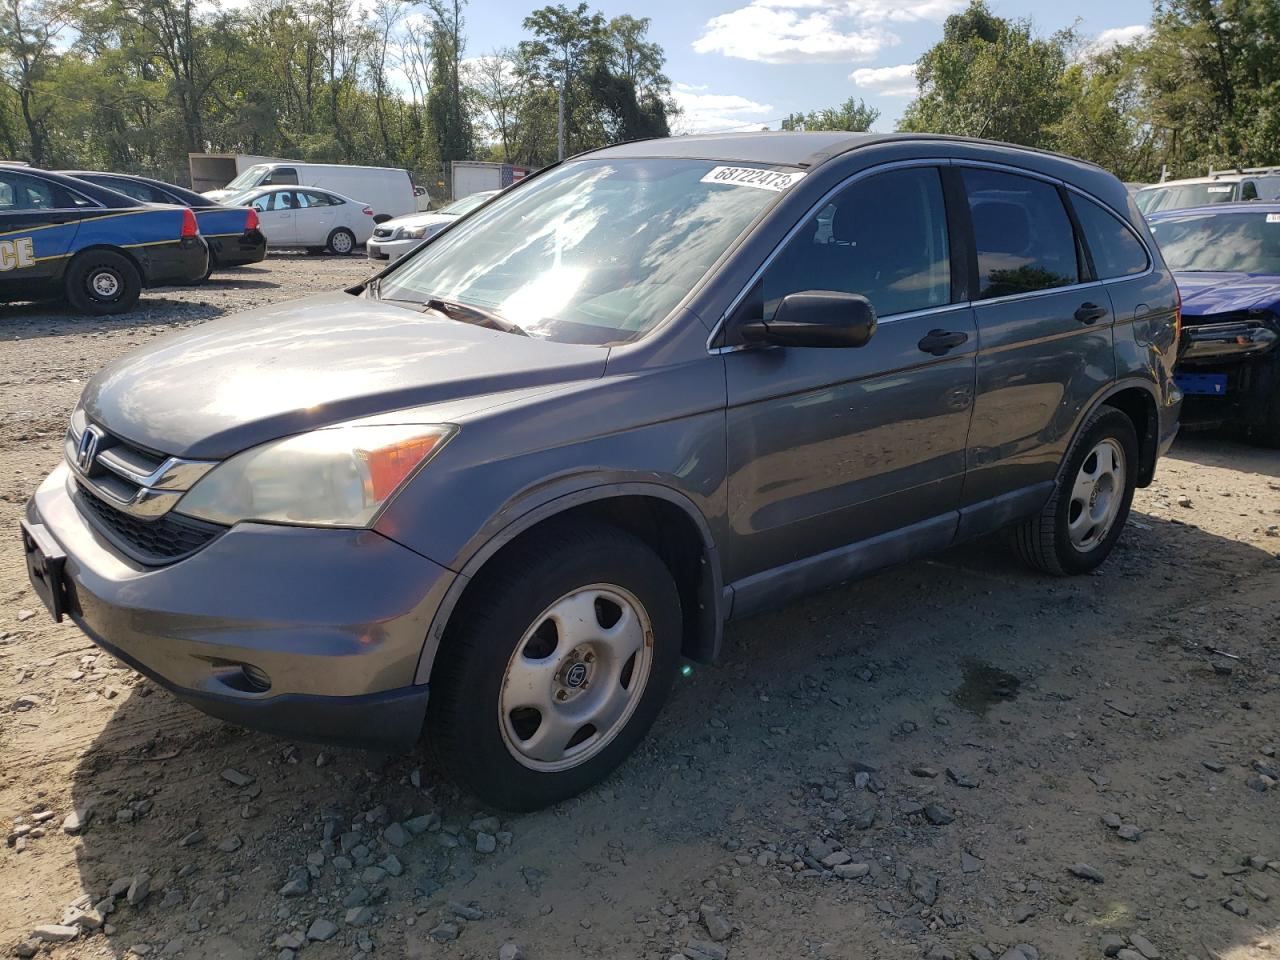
<box><xmin>411</xmin><ymin>479</ymin><xmax>725</xmax><ymax>684</ymax></box>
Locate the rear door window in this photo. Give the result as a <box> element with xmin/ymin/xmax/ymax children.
<box><xmin>962</xmin><ymin>168</ymin><xmax>1079</xmax><ymax>299</ymax></box>
<box><xmin>99</xmin><ymin>177</ymin><xmax>171</xmax><ymax>204</ymax></box>
<box><xmin>1070</xmin><ymin>194</ymin><xmax>1149</xmax><ymax>279</ymax></box>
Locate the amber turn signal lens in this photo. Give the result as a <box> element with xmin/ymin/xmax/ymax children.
<box><xmin>359</xmin><ymin>434</ymin><xmax>448</xmax><ymax>501</ymax></box>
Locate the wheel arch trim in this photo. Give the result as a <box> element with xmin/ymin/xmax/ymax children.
<box><xmin>413</xmin><ymin>481</ymin><xmax>725</xmax><ymax>685</ymax></box>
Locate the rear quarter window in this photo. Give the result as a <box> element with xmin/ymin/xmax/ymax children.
<box><xmin>1070</xmin><ymin>194</ymin><xmax>1149</xmax><ymax>279</ymax></box>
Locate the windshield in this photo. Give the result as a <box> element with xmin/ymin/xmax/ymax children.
<box><xmin>376</xmin><ymin>158</ymin><xmax>794</xmax><ymax>345</ymax></box>
<box><xmin>223</xmin><ymin>164</ymin><xmax>269</xmax><ymax>192</ymax></box>
<box><xmin>1136</xmin><ymin>182</ymin><xmax>1237</xmax><ymax>214</ymax></box>
<box><xmin>440</xmin><ymin>192</ymin><xmax>493</xmax><ymax>216</ymax></box>
<box><xmin>1150</xmin><ymin>210</ymin><xmax>1280</xmax><ymax>273</ymax></box>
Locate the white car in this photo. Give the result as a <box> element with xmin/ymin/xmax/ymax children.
<box><xmin>227</xmin><ymin>186</ymin><xmax>375</xmax><ymax>254</ymax></box>
<box><xmin>367</xmin><ymin>190</ymin><xmax>498</xmax><ymax>261</ymax></box>
<box><xmin>203</xmin><ymin>162</ymin><xmax>417</xmax><ymax>219</ymax></box>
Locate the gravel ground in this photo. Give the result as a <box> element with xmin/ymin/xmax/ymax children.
<box><xmin>1</xmin><ymin>254</ymin><xmax>1279</xmax><ymax>960</ymax></box>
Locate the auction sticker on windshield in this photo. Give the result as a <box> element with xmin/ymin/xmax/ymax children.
<box><xmin>1267</xmin><ymin>213</ymin><xmax>1280</xmax><ymax>223</ymax></box>
<box><xmin>700</xmin><ymin>166</ymin><xmax>805</xmax><ymax>192</ymax></box>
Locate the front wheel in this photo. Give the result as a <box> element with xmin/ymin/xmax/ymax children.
<box><xmin>428</xmin><ymin>523</ymin><xmax>682</xmax><ymax>811</ymax></box>
<box><xmin>326</xmin><ymin>228</ymin><xmax>356</xmax><ymax>255</ymax></box>
<box><xmin>1009</xmin><ymin>405</ymin><xmax>1138</xmax><ymax>575</ymax></box>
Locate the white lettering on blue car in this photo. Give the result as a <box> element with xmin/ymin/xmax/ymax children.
<box><xmin>0</xmin><ymin>237</ymin><xmax>35</xmax><ymax>271</ymax></box>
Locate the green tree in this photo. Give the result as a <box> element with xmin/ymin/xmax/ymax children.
<box><xmin>428</xmin><ymin>0</ymin><xmax>472</xmax><ymax>165</ymax></box>
<box><xmin>900</xmin><ymin>1</ymin><xmax>1073</xmax><ymax>148</ymax></box>
<box><xmin>0</xmin><ymin>0</ymin><xmax>68</xmax><ymax>164</ymax></box>
<box><xmin>781</xmin><ymin>96</ymin><xmax>879</xmax><ymax>132</ymax></box>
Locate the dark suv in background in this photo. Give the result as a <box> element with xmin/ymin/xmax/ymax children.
<box><xmin>22</xmin><ymin>133</ymin><xmax>1182</xmax><ymax>810</ymax></box>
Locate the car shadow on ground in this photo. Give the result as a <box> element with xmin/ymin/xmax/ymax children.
<box><xmin>57</xmin><ymin>501</ymin><xmax>1279</xmax><ymax>958</ymax></box>
<box><xmin>1172</xmin><ymin>428</ymin><xmax>1280</xmax><ymax>479</ymax></box>
<box><xmin>0</xmin><ymin>300</ymin><xmax>225</xmax><ymax>341</ymax></box>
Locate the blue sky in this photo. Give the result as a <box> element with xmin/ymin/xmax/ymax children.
<box><xmin>460</xmin><ymin>0</ymin><xmax>1154</xmax><ymax>132</ymax></box>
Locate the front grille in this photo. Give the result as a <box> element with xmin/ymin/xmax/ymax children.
<box><xmin>75</xmin><ymin>480</ymin><xmax>224</xmax><ymax>565</ymax></box>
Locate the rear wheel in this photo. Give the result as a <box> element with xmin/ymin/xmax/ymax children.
<box><xmin>1010</xmin><ymin>405</ymin><xmax>1138</xmax><ymax>575</ymax></box>
<box><xmin>64</xmin><ymin>251</ymin><xmax>141</xmax><ymax>316</ymax></box>
<box><xmin>428</xmin><ymin>523</ymin><xmax>681</xmax><ymax>811</ymax></box>
<box><xmin>201</xmin><ymin>250</ymin><xmax>217</xmax><ymax>281</ymax></box>
<box><xmin>326</xmin><ymin>228</ymin><xmax>356</xmax><ymax>255</ymax></box>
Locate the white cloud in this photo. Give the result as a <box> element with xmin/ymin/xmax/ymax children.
<box><xmin>849</xmin><ymin>62</ymin><xmax>917</xmax><ymax>96</ymax></box>
<box><xmin>693</xmin><ymin>0</ymin><xmax>959</xmax><ymax>64</ymax></box>
<box><xmin>1079</xmin><ymin>23</ymin><xmax>1150</xmax><ymax>60</ymax></box>
<box><xmin>671</xmin><ymin>82</ymin><xmax>776</xmax><ymax>133</ymax></box>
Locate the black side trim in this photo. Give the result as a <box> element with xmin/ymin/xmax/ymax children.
<box><xmin>727</xmin><ymin>512</ymin><xmax>959</xmax><ymax>620</ymax></box>
<box><xmin>955</xmin><ymin>481</ymin><xmax>1054</xmax><ymax>542</ymax></box>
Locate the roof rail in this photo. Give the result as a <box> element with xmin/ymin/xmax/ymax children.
<box><xmin>1209</xmin><ymin>165</ymin><xmax>1280</xmax><ymax>177</ymax></box>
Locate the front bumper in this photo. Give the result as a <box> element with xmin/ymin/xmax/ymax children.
<box><xmin>143</xmin><ymin>237</ymin><xmax>209</xmax><ymax>287</ymax></box>
<box><xmin>367</xmin><ymin>237</ymin><xmax>422</xmax><ymax>261</ymax></box>
<box><xmin>23</xmin><ymin>463</ymin><xmax>455</xmax><ymax>751</ymax></box>
<box><xmin>208</xmin><ymin>229</ymin><xmax>267</xmax><ymax>268</ymax></box>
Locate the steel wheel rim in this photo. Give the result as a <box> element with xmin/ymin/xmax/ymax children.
<box><xmin>90</xmin><ymin>270</ymin><xmax>121</xmax><ymax>299</ymax></box>
<box><xmin>1068</xmin><ymin>438</ymin><xmax>1126</xmax><ymax>551</ymax></box>
<box><xmin>499</xmin><ymin>584</ymin><xmax>654</xmax><ymax>772</ymax></box>
<box><xmin>331</xmin><ymin>231</ymin><xmax>353</xmax><ymax>253</ymax></box>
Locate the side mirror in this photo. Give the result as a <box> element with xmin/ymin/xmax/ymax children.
<box><xmin>739</xmin><ymin>291</ymin><xmax>877</xmax><ymax>348</ymax></box>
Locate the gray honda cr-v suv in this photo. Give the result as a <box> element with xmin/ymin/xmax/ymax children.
<box><xmin>22</xmin><ymin>133</ymin><xmax>1182</xmax><ymax>810</ymax></box>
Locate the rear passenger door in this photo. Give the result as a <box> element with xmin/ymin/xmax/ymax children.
<box><xmin>723</xmin><ymin>164</ymin><xmax>977</xmax><ymax>591</ymax></box>
<box><xmin>251</xmin><ymin>190</ymin><xmax>296</xmax><ymax>245</ymax></box>
<box><xmin>296</xmin><ymin>190</ymin><xmax>337</xmax><ymax>244</ymax></box>
<box><xmin>959</xmin><ymin>166</ymin><xmax>1115</xmax><ymax>521</ymax></box>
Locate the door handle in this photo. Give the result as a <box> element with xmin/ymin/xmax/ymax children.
<box><xmin>917</xmin><ymin>329</ymin><xmax>969</xmax><ymax>356</ymax></box>
<box><xmin>1074</xmin><ymin>302</ymin><xmax>1108</xmax><ymax>324</ymax></box>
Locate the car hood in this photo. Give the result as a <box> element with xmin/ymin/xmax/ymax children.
<box><xmin>381</xmin><ymin>211</ymin><xmax>456</xmax><ymax>231</ymax></box>
<box><xmin>1174</xmin><ymin>271</ymin><xmax>1280</xmax><ymax>316</ymax></box>
<box><xmin>81</xmin><ymin>292</ymin><xmax>607</xmax><ymax>459</ymax></box>
<box><xmin>202</xmin><ymin>189</ymin><xmax>238</xmax><ymax>203</ymax></box>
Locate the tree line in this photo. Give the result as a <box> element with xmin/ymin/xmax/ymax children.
<box><xmin>0</xmin><ymin>0</ymin><xmax>675</xmax><ymax>192</ymax></box>
<box><xmin>2</xmin><ymin>0</ymin><xmax>1272</xmax><ymax>190</ymax></box>
<box><xmin>896</xmin><ymin>0</ymin><xmax>1280</xmax><ymax>182</ymax></box>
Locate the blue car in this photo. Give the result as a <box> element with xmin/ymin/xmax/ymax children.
<box><xmin>1148</xmin><ymin>201</ymin><xmax>1280</xmax><ymax>444</ymax></box>
<box><xmin>58</xmin><ymin>170</ymin><xmax>266</xmax><ymax>278</ymax></box>
<box><xmin>0</xmin><ymin>166</ymin><xmax>208</xmax><ymax>315</ymax></box>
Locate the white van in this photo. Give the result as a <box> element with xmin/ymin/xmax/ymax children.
<box><xmin>202</xmin><ymin>162</ymin><xmax>416</xmax><ymax>220</ymax></box>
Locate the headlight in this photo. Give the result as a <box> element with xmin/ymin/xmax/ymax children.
<box><xmin>176</xmin><ymin>423</ymin><xmax>455</xmax><ymax>527</ymax></box>
<box><xmin>405</xmin><ymin>225</ymin><xmax>429</xmax><ymax>239</ymax></box>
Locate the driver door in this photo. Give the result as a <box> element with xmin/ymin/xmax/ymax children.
<box><xmin>722</xmin><ymin>164</ymin><xmax>977</xmax><ymax>605</ymax></box>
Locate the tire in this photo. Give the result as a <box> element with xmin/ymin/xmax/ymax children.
<box><xmin>201</xmin><ymin>251</ymin><xmax>217</xmax><ymax>282</ymax></box>
<box><xmin>326</xmin><ymin>228</ymin><xmax>356</xmax><ymax>255</ymax></box>
<box><xmin>65</xmin><ymin>250</ymin><xmax>142</xmax><ymax>316</ymax></box>
<box><xmin>1009</xmin><ymin>405</ymin><xmax>1139</xmax><ymax>576</ymax></box>
<box><xmin>427</xmin><ymin>522</ymin><xmax>682</xmax><ymax>811</ymax></box>
<box><xmin>1248</xmin><ymin>389</ymin><xmax>1280</xmax><ymax>447</ymax></box>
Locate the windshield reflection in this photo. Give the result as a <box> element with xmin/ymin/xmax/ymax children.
<box><xmin>378</xmin><ymin>159</ymin><xmax>790</xmax><ymax>345</ymax></box>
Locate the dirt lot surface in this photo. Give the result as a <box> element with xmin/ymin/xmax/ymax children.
<box><xmin>2</xmin><ymin>255</ymin><xmax>1279</xmax><ymax>960</ymax></box>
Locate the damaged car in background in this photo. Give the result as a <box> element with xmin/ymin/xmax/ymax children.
<box><xmin>1149</xmin><ymin>202</ymin><xmax>1280</xmax><ymax>444</ymax></box>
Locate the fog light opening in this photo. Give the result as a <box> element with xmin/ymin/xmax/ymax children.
<box><xmin>240</xmin><ymin>663</ymin><xmax>272</xmax><ymax>692</ymax></box>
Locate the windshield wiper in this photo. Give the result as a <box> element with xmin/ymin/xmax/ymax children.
<box><xmin>423</xmin><ymin>296</ymin><xmax>528</xmax><ymax>336</ymax></box>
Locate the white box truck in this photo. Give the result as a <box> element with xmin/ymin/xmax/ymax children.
<box><xmin>450</xmin><ymin>160</ymin><xmax>530</xmax><ymax>199</ymax></box>
<box><xmin>188</xmin><ymin>154</ymin><xmax>282</xmax><ymax>194</ymax></box>
<box><xmin>194</xmin><ymin>159</ymin><xmax>417</xmax><ymax>220</ymax></box>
